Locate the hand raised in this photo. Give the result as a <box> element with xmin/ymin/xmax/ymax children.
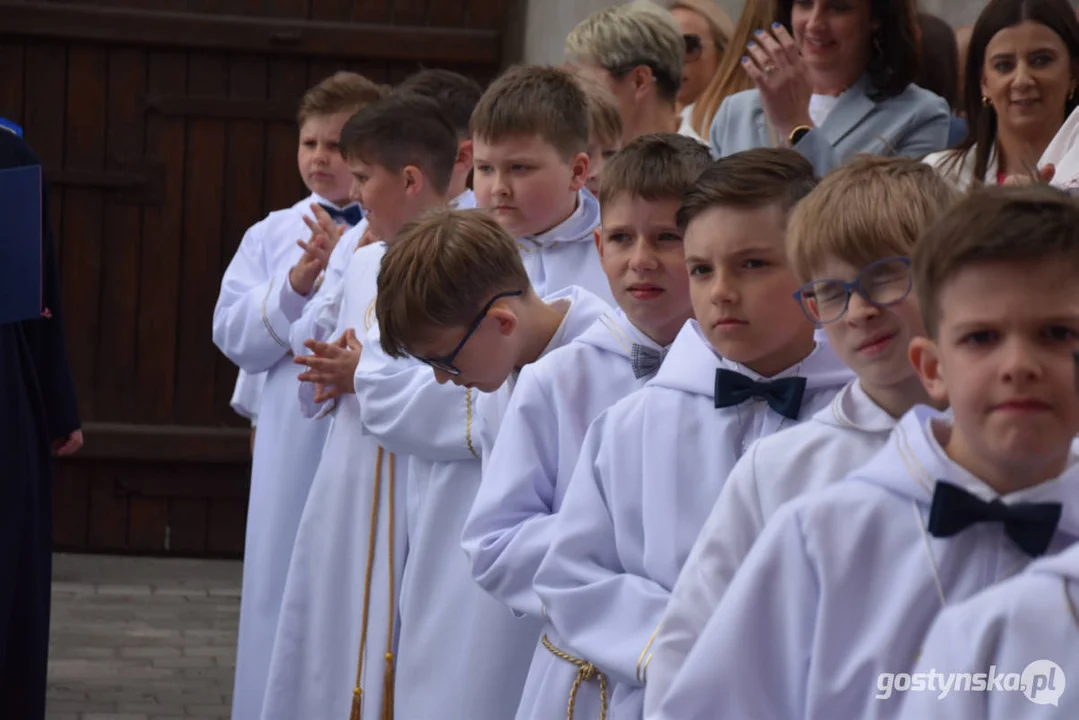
<box><xmin>742</xmin><ymin>23</ymin><xmax>814</xmax><ymax>141</ymax></box>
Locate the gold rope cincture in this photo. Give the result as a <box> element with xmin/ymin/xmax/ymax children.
<box><xmin>350</xmin><ymin>446</ymin><xmax>397</xmax><ymax>720</ymax></box>
<box><xmin>381</xmin><ymin>452</ymin><xmax>397</xmax><ymax>720</ymax></box>
<box><xmin>541</xmin><ymin>634</ymin><xmax>608</xmax><ymax>720</ymax></box>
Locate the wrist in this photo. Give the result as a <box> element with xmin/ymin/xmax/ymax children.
<box><xmin>289</xmin><ymin>266</ymin><xmax>314</xmax><ymax>296</ymax></box>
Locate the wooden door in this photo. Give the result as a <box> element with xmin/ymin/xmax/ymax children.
<box><xmin>0</xmin><ymin>0</ymin><xmax>504</xmax><ymax>557</ymax></box>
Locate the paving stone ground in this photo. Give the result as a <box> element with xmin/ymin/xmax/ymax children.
<box><xmin>47</xmin><ymin>553</ymin><xmax>242</xmax><ymax>720</ymax></box>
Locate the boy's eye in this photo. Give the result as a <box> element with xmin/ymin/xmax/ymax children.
<box><xmin>1044</xmin><ymin>325</ymin><xmax>1079</xmax><ymax>342</ymax></box>
<box><xmin>688</xmin><ymin>264</ymin><xmax>712</xmax><ymax>277</ymax></box>
<box><xmin>302</xmin><ymin>139</ymin><xmax>317</xmax><ymax>148</ymax></box>
<box><xmin>607</xmin><ymin>232</ymin><xmax>631</xmax><ymax>243</ymax></box>
<box><xmin>511</xmin><ymin>164</ymin><xmax>531</xmax><ymax>172</ymax></box>
<box><xmin>658</xmin><ymin>232</ymin><xmax>682</xmax><ymax>242</ymax></box>
<box><xmin>475</xmin><ymin>164</ymin><xmax>493</xmax><ymax>174</ymax></box>
<box><xmin>742</xmin><ymin>258</ymin><xmax>767</xmax><ymax>270</ymax></box>
<box><xmin>960</xmin><ymin>330</ymin><xmax>997</xmax><ymax>346</ymax></box>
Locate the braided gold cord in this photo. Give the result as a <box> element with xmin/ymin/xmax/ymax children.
<box><xmin>349</xmin><ymin>447</ymin><xmax>385</xmax><ymax>720</ymax></box>
<box><xmin>541</xmin><ymin>634</ymin><xmax>608</xmax><ymax>720</ymax></box>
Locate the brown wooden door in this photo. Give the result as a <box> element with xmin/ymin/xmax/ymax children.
<box><xmin>0</xmin><ymin>0</ymin><xmax>504</xmax><ymax>557</ymax></box>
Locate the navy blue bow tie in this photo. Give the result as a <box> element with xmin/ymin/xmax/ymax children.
<box><xmin>713</xmin><ymin>369</ymin><xmax>806</xmax><ymax>419</ymax></box>
<box><xmin>319</xmin><ymin>203</ymin><xmax>364</xmax><ymax>227</ymax></box>
<box><xmin>927</xmin><ymin>481</ymin><xmax>1062</xmax><ymax>558</ymax></box>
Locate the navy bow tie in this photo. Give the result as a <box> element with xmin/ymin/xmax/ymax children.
<box><xmin>713</xmin><ymin>369</ymin><xmax>806</xmax><ymax>419</ymax></box>
<box><xmin>631</xmin><ymin>344</ymin><xmax>668</xmax><ymax>379</ymax></box>
<box><xmin>319</xmin><ymin>203</ymin><xmax>364</xmax><ymax>227</ymax></box>
<box><xmin>927</xmin><ymin>481</ymin><xmax>1062</xmax><ymax>558</ymax></box>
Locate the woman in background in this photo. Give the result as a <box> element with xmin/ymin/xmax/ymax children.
<box><xmin>709</xmin><ymin>0</ymin><xmax>950</xmax><ymax>174</ymax></box>
<box><xmin>925</xmin><ymin>0</ymin><xmax>1079</xmax><ymax>189</ymax></box>
<box><xmin>667</xmin><ymin>0</ymin><xmax>735</xmax><ymax>141</ymax></box>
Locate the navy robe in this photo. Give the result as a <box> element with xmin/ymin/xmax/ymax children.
<box><xmin>0</xmin><ymin>129</ymin><xmax>80</xmax><ymax>719</ymax></box>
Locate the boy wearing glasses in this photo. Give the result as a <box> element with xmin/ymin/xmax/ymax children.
<box><xmin>369</xmin><ymin>209</ymin><xmax>607</xmax><ymax>720</ymax></box>
<box><xmin>644</xmin><ymin>156</ymin><xmax>959</xmax><ymax>716</ymax></box>
<box><xmin>532</xmin><ymin>148</ymin><xmax>851</xmax><ymax>719</ymax></box>
<box><xmin>657</xmin><ymin>183</ymin><xmax>1079</xmax><ymax>720</ymax></box>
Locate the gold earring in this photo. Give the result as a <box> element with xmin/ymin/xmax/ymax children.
<box><xmin>982</xmin><ymin>95</ymin><xmax>992</xmax><ymax>107</ymax></box>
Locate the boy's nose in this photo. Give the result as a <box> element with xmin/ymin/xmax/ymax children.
<box><xmin>433</xmin><ymin>369</ymin><xmax>453</xmax><ymax>385</ymax></box>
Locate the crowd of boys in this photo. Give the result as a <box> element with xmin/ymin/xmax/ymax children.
<box><xmin>213</xmin><ymin>57</ymin><xmax>1079</xmax><ymax>720</ymax></box>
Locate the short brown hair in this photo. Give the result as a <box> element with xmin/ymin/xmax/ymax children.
<box><xmin>396</xmin><ymin>69</ymin><xmax>484</xmax><ymax>138</ymax></box>
<box><xmin>576</xmin><ymin>73</ymin><xmax>623</xmax><ymax>148</ymax></box>
<box><xmin>598</xmin><ymin>133</ymin><xmax>711</xmax><ymax>209</ymax></box>
<box><xmin>788</xmin><ymin>156</ymin><xmax>960</xmax><ymax>283</ymax></box>
<box><xmin>470</xmin><ymin>65</ymin><xmax>589</xmax><ymax>159</ymax></box>
<box><xmin>339</xmin><ymin>94</ymin><xmax>458</xmax><ymax>196</ymax></box>
<box><xmin>915</xmin><ymin>185</ymin><xmax>1079</xmax><ymax>338</ymax></box>
<box><xmin>297</xmin><ymin>71</ymin><xmax>389</xmax><ymax>125</ymax></box>
<box><xmin>676</xmin><ymin>148</ymin><xmax>818</xmax><ymax>230</ymax></box>
<box><xmin>376</xmin><ymin>209</ymin><xmax>532</xmax><ymax>357</ymax></box>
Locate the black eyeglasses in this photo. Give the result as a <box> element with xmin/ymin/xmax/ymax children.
<box><xmin>413</xmin><ymin>290</ymin><xmax>524</xmax><ymax>376</ymax></box>
<box><xmin>684</xmin><ymin>34</ymin><xmax>703</xmax><ymax>62</ymax></box>
<box><xmin>792</xmin><ymin>257</ymin><xmax>913</xmax><ymax>325</ymax></box>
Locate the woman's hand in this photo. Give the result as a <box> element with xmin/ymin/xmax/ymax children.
<box><xmin>742</xmin><ymin>24</ymin><xmax>814</xmax><ymax>141</ymax></box>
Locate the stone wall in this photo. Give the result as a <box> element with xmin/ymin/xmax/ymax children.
<box><xmin>505</xmin><ymin>0</ymin><xmax>990</xmax><ymax>66</ymax></box>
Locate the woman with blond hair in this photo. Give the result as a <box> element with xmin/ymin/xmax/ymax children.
<box><xmin>666</xmin><ymin>0</ymin><xmax>735</xmax><ymax>140</ymax></box>
<box><xmin>681</xmin><ymin>0</ymin><xmax>777</xmax><ymax>140</ymax></box>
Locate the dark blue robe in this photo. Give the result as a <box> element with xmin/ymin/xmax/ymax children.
<box><xmin>0</xmin><ymin>129</ymin><xmax>80</xmax><ymax>719</ymax></box>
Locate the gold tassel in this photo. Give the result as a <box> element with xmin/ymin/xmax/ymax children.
<box><xmin>381</xmin><ymin>652</ymin><xmax>395</xmax><ymax>720</ymax></box>
<box><xmin>350</xmin><ymin>688</ymin><xmax>363</xmax><ymax>720</ymax></box>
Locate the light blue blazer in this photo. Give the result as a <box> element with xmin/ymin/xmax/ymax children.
<box><xmin>709</xmin><ymin>74</ymin><xmax>950</xmax><ymax>175</ymax></box>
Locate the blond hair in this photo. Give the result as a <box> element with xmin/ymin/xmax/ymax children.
<box><xmin>689</xmin><ymin>0</ymin><xmax>776</xmax><ymax>137</ymax></box>
<box><xmin>598</xmin><ymin>132</ymin><xmax>711</xmax><ymax>208</ymax></box>
<box><xmin>565</xmin><ymin>0</ymin><xmax>685</xmax><ymax>104</ymax></box>
<box><xmin>376</xmin><ymin>209</ymin><xmax>532</xmax><ymax>357</ymax></box>
<box><xmin>788</xmin><ymin>156</ymin><xmax>960</xmax><ymax>284</ymax></box>
<box><xmin>667</xmin><ymin>0</ymin><xmax>735</xmax><ymax>51</ymax></box>
<box><xmin>297</xmin><ymin>71</ymin><xmax>389</xmax><ymax>125</ymax></box>
<box><xmin>575</xmin><ymin>73</ymin><xmax>624</xmax><ymax>148</ymax></box>
<box><xmin>470</xmin><ymin>65</ymin><xmax>589</xmax><ymax>158</ymax></box>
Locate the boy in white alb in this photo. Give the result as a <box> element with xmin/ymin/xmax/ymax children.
<box><xmin>459</xmin><ymin>133</ymin><xmax>712</xmax><ymax>720</ymax></box>
<box><xmin>643</xmin><ymin>157</ymin><xmax>960</xmax><ymax>716</ymax></box>
<box><xmin>360</xmin><ymin>207</ymin><xmax>607</xmax><ymax>719</ymax></box>
<box><xmin>287</xmin><ymin>69</ymin><xmax>483</xmax><ymax>419</ymax></box>
<box><xmin>471</xmin><ymin>65</ymin><xmax>615</xmax><ymax>306</ymax></box>
<box><xmin>660</xmin><ymin>185</ymin><xmax>1079</xmax><ymax>720</ymax></box>
<box><xmin>895</xmin><ymin>541</ymin><xmax>1079</xmax><ymax>718</ymax></box>
<box><xmin>257</xmin><ymin>95</ymin><xmax>461</xmax><ymax>720</ymax></box>
<box><xmin>533</xmin><ymin>148</ymin><xmax>853</xmax><ymax>719</ymax></box>
<box><xmin>209</xmin><ymin>71</ymin><xmax>383</xmax><ymax>720</ymax></box>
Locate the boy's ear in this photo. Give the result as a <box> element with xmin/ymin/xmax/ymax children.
<box><xmin>456</xmin><ymin>139</ymin><xmax>474</xmax><ymax>170</ymax></box>
<box><xmin>487</xmin><ymin>305</ymin><xmax>519</xmax><ymax>337</ymax></box>
<box><xmin>569</xmin><ymin>151</ymin><xmax>590</xmax><ymax>192</ymax></box>
<box><xmin>909</xmin><ymin>336</ymin><xmax>949</xmax><ymax>406</ymax></box>
<box><xmin>402</xmin><ymin>165</ymin><xmax>425</xmax><ymax>195</ymax></box>
<box><xmin>593</xmin><ymin>227</ymin><xmax>604</xmax><ymax>257</ymax></box>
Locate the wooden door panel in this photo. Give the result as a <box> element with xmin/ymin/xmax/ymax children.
<box><xmin>0</xmin><ymin>0</ymin><xmax>506</xmax><ymax>557</ymax></box>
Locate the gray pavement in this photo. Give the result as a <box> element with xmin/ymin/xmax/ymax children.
<box><xmin>47</xmin><ymin>553</ymin><xmax>242</xmax><ymax>720</ymax></box>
